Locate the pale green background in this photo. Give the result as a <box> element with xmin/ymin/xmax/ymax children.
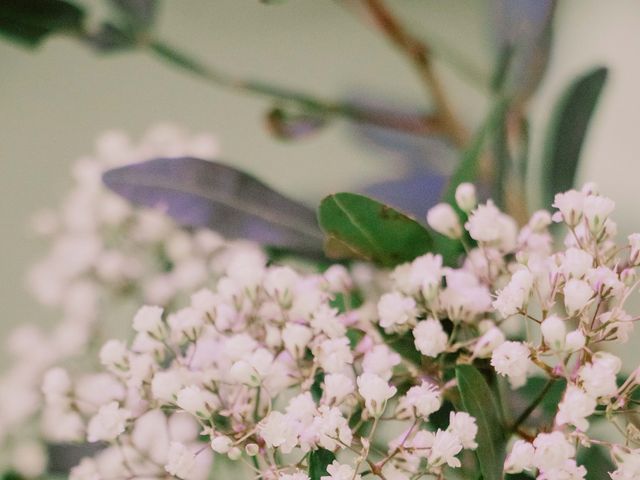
<box><xmin>2</xmin><ymin>0</ymin><xmax>640</xmax><ymax>365</ymax></box>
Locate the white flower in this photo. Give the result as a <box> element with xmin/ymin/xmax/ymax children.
<box><xmin>541</xmin><ymin>315</ymin><xmax>566</xmax><ymax>351</ymax></box>
<box><xmin>493</xmin><ymin>268</ymin><xmax>533</xmax><ymax>317</ymax></box>
<box><xmin>556</xmin><ymin>385</ymin><xmax>596</xmax><ymax>431</ymax></box>
<box><xmin>428</xmin><ymin>429</ymin><xmax>463</xmax><ymax>468</ymax></box>
<box><xmin>362</xmin><ymin>345</ymin><xmax>401</xmax><ymax>381</ymax></box>
<box><xmin>377</xmin><ymin>292</ymin><xmax>417</xmax><ymax>332</ymax></box>
<box><xmin>151</xmin><ymin>370</ymin><xmax>183</xmax><ymax>403</ymax></box>
<box><xmin>264</xmin><ymin>266</ymin><xmax>299</xmax><ymax>306</ymax></box>
<box><xmin>42</xmin><ymin>367</ymin><xmax>72</xmax><ymax>406</ymax></box>
<box><xmin>553</xmin><ymin>190</ymin><xmax>585</xmax><ymax>226</ymax></box>
<box><xmin>259</xmin><ymin>411</ymin><xmax>298</xmax><ymax>454</ymax></box>
<box><xmin>211</xmin><ymin>435</ymin><xmax>233</xmax><ymax>454</ymax></box>
<box><xmin>447</xmin><ymin>412</ymin><xmax>477</xmax><ymax>449</ymax></box>
<box><xmin>322</xmin><ymin>373</ymin><xmax>354</xmax><ymax>405</ymax></box>
<box><xmin>313</xmin><ymin>406</ymin><xmax>353</xmax><ymax>451</ymax></box>
<box><xmin>357</xmin><ymin>373</ymin><xmax>396</xmax><ymax>417</ymax></box>
<box><xmin>133</xmin><ymin>305</ymin><xmax>166</xmax><ymax>338</ymax></box>
<box><xmin>504</xmin><ymin>440</ymin><xmax>535</xmax><ymax>474</ymax></box>
<box><xmin>321</xmin><ymin>461</ymin><xmax>361</xmax><ymax>480</ymax></box>
<box><xmin>99</xmin><ymin>339</ymin><xmax>129</xmax><ymax>369</ymax></box>
<box><xmin>465</xmin><ymin>201</ymin><xmax>517</xmax><ymax>251</ymax></box>
<box><xmin>532</xmin><ymin>431</ymin><xmax>575</xmax><ymax>471</ymax></box>
<box><xmin>528</xmin><ymin>210</ymin><xmax>552</xmax><ymax>232</ymax></box>
<box><xmin>426</xmin><ymin>203</ymin><xmax>462</xmax><ymax>239</ymax></box>
<box><xmin>397</xmin><ymin>382</ymin><xmax>441</xmax><ymax>419</ymax></box>
<box><xmin>563</xmin><ymin>279</ymin><xmax>593</xmax><ymax>316</ymax></box>
<box><xmin>317</xmin><ymin>337</ymin><xmax>353</xmax><ymax>374</ymax></box>
<box><xmin>282</xmin><ymin>323</ymin><xmax>314</xmax><ymax>359</ymax></box>
<box><xmin>175</xmin><ymin>386</ymin><xmax>209</xmax><ymax>416</ymax></box>
<box><xmin>565</xmin><ymin>330</ymin><xmax>586</xmax><ymax>352</ymax></box>
<box><xmin>413</xmin><ymin>319</ymin><xmax>448</xmax><ymax>357</ymax></box>
<box><xmin>455</xmin><ymin>183</ymin><xmax>476</xmax><ymax>212</ymax></box>
<box><xmin>583</xmin><ymin>194</ymin><xmax>615</xmax><ymax>233</ymax></box>
<box><xmin>610</xmin><ymin>448</ymin><xmax>640</xmax><ymax>480</ymax></box>
<box><xmin>87</xmin><ymin>401</ymin><xmax>131</xmax><ymax>442</ymax></box>
<box><xmin>629</xmin><ymin>233</ymin><xmax>640</xmax><ymax>264</ymax></box>
<box><xmin>10</xmin><ymin>441</ymin><xmax>47</xmax><ymax>478</ymax></box>
<box><xmin>561</xmin><ymin>248</ymin><xmax>593</xmax><ymax>278</ymax></box>
<box><xmin>69</xmin><ymin>458</ymin><xmax>100</xmax><ymax>480</ymax></box>
<box><xmin>323</xmin><ymin>264</ymin><xmax>352</xmax><ymax>292</ymax></box>
<box><xmin>491</xmin><ymin>341</ymin><xmax>530</xmax><ymax>388</ymax></box>
<box><xmin>579</xmin><ymin>352</ymin><xmax>621</xmax><ymax>399</ymax></box>
<box><xmin>169</xmin><ymin>307</ymin><xmax>204</xmax><ymax>341</ymax></box>
<box><xmin>165</xmin><ymin>441</ymin><xmax>196</xmax><ymax>479</ymax></box>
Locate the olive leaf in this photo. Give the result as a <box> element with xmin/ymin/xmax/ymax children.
<box><xmin>456</xmin><ymin>365</ymin><xmax>506</xmax><ymax>480</ymax></box>
<box><xmin>542</xmin><ymin>66</ymin><xmax>608</xmax><ymax>206</ymax></box>
<box><xmin>308</xmin><ymin>448</ymin><xmax>336</xmax><ymax>480</ymax></box>
<box><xmin>102</xmin><ymin>157</ymin><xmax>324</xmax><ymax>256</ymax></box>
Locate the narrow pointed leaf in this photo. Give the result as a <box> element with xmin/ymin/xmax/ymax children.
<box><xmin>103</xmin><ymin>157</ymin><xmax>324</xmax><ymax>256</ymax></box>
<box><xmin>317</xmin><ymin>193</ymin><xmax>434</xmax><ymax>267</ymax></box>
<box><xmin>456</xmin><ymin>365</ymin><xmax>506</xmax><ymax>480</ymax></box>
<box><xmin>308</xmin><ymin>448</ymin><xmax>336</xmax><ymax>480</ymax></box>
<box><xmin>542</xmin><ymin>67</ymin><xmax>608</xmax><ymax>206</ymax></box>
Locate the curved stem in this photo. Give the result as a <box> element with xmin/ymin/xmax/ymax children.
<box><xmin>147</xmin><ymin>38</ymin><xmax>445</xmax><ymax>136</ymax></box>
<box><xmin>511</xmin><ymin>378</ymin><xmax>556</xmax><ymax>431</ymax></box>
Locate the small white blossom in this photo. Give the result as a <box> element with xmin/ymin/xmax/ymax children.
<box><xmin>357</xmin><ymin>373</ymin><xmax>396</xmax><ymax>417</ymax></box>
<box><xmin>413</xmin><ymin>319</ymin><xmax>448</xmax><ymax>357</ymax></box>
<box><xmin>165</xmin><ymin>441</ymin><xmax>196</xmax><ymax>479</ymax></box>
<box><xmin>427</xmin><ymin>203</ymin><xmax>462</xmax><ymax>239</ymax></box>
<box><xmin>491</xmin><ymin>341</ymin><xmax>530</xmax><ymax>388</ymax></box>
<box><xmin>87</xmin><ymin>401</ymin><xmax>131</xmax><ymax>442</ymax></box>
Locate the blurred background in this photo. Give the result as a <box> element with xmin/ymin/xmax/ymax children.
<box><xmin>2</xmin><ymin>0</ymin><xmax>640</xmax><ymax>358</ymax></box>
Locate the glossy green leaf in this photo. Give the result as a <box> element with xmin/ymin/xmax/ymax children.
<box><xmin>308</xmin><ymin>448</ymin><xmax>336</xmax><ymax>480</ymax></box>
<box><xmin>0</xmin><ymin>0</ymin><xmax>84</xmax><ymax>48</ymax></box>
<box><xmin>456</xmin><ymin>364</ymin><xmax>506</xmax><ymax>480</ymax></box>
<box><xmin>318</xmin><ymin>193</ymin><xmax>434</xmax><ymax>267</ymax></box>
<box><xmin>542</xmin><ymin>67</ymin><xmax>608</xmax><ymax>206</ymax></box>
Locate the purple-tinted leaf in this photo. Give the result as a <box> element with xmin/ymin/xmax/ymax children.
<box><xmin>102</xmin><ymin>157</ymin><xmax>324</xmax><ymax>255</ymax></box>
<box><xmin>492</xmin><ymin>0</ymin><xmax>556</xmax><ymax>100</ymax></box>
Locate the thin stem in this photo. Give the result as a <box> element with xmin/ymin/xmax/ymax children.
<box><xmin>147</xmin><ymin>38</ymin><xmax>444</xmax><ymax>136</ymax></box>
<box><xmin>357</xmin><ymin>0</ymin><xmax>469</xmax><ymax>146</ymax></box>
<box><xmin>511</xmin><ymin>378</ymin><xmax>556</xmax><ymax>431</ymax></box>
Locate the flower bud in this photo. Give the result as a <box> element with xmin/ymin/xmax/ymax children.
<box><xmin>565</xmin><ymin>330</ymin><xmax>586</xmax><ymax>352</ymax></box>
<box><xmin>455</xmin><ymin>183</ymin><xmax>476</xmax><ymax>212</ymax></box>
<box><xmin>228</xmin><ymin>447</ymin><xmax>242</xmax><ymax>461</ymax></box>
<box><xmin>541</xmin><ymin>316</ymin><xmax>566</xmax><ymax>351</ymax></box>
<box><xmin>245</xmin><ymin>443</ymin><xmax>259</xmax><ymax>456</ymax></box>
<box><xmin>426</xmin><ymin>203</ymin><xmax>462</xmax><ymax>239</ymax></box>
<box><xmin>211</xmin><ymin>435</ymin><xmax>233</xmax><ymax>454</ymax></box>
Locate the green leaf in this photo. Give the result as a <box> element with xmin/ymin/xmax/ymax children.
<box><xmin>456</xmin><ymin>364</ymin><xmax>506</xmax><ymax>480</ymax></box>
<box><xmin>0</xmin><ymin>0</ymin><xmax>84</xmax><ymax>48</ymax></box>
<box><xmin>310</xmin><ymin>370</ymin><xmax>325</xmax><ymax>404</ymax></box>
<box><xmin>443</xmin><ymin>98</ymin><xmax>509</xmax><ymax>206</ymax></box>
<box><xmin>578</xmin><ymin>444</ymin><xmax>614</xmax><ymax>480</ymax></box>
<box><xmin>308</xmin><ymin>448</ymin><xmax>336</xmax><ymax>480</ymax></box>
<box><xmin>317</xmin><ymin>193</ymin><xmax>434</xmax><ymax>267</ymax></box>
<box><xmin>542</xmin><ymin>67</ymin><xmax>608</xmax><ymax>206</ymax></box>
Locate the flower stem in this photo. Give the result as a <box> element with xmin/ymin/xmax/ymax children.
<box><xmin>510</xmin><ymin>378</ymin><xmax>556</xmax><ymax>431</ymax></box>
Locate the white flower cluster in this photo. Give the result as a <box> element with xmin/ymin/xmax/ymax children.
<box><xmin>0</xmin><ymin>125</ymin><xmax>262</xmax><ymax>477</ymax></box>
<box><xmin>427</xmin><ymin>182</ymin><xmax>640</xmax><ymax>479</ymax></box>
<box><xmin>53</xmin><ymin>253</ymin><xmax>477</xmax><ymax>480</ymax></box>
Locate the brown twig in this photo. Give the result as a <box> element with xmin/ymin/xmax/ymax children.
<box><xmin>357</xmin><ymin>0</ymin><xmax>469</xmax><ymax>147</ymax></box>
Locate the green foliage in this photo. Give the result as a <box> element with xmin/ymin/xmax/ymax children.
<box><xmin>578</xmin><ymin>444</ymin><xmax>615</xmax><ymax>480</ymax></box>
<box><xmin>442</xmin><ymin>98</ymin><xmax>509</xmax><ymax>206</ymax></box>
<box><xmin>514</xmin><ymin>376</ymin><xmax>567</xmax><ymax>425</ymax></box>
<box><xmin>308</xmin><ymin>448</ymin><xmax>336</xmax><ymax>480</ymax></box>
<box><xmin>310</xmin><ymin>370</ymin><xmax>325</xmax><ymax>404</ymax></box>
<box><xmin>318</xmin><ymin>193</ymin><xmax>435</xmax><ymax>267</ymax></box>
<box><xmin>456</xmin><ymin>364</ymin><xmax>506</xmax><ymax>480</ymax></box>
<box><xmin>0</xmin><ymin>0</ymin><xmax>85</xmax><ymax>48</ymax></box>
<box><xmin>542</xmin><ymin>67</ymin><xmax>608</xmax><ymax>206</ymax></box>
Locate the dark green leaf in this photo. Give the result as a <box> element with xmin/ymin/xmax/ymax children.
<box><xmin>308</xmin><ymin>448</ymin><xmax>336</xmax><ymax>480</ymax></box>
<box><xmin>513</xmin><ymin>376</ymin><xmax>566</xmax><ymax>426</ymax></box>
<box><xmin>443</xmin><ymin>98</ymin><xmax>509</xmax><ymax>205</ymax></box>
<box><xmin>310</xmin><ymin>370</ymin><xmax>325</xmax><ymax>404</ymax></box>
<box><xmin>0</xmin><ymin>0</ymin><xmax>84</xmax><ymax>48</ymax></box>
<box><xmin>456</xmin><ymin>364</ymin><xmax>506</xmax><ymax>480</ymax></box>
<box><xmin>318</xmin><ymin>193</ymin><xmax>434</xmax><ymax>267</ymax></box>
<box><xmin>578</xmin><ymin>444</ymin><xmax>614</xmax><ymax>480</ymax></box>
<box><xmin>542</xmin><ymin>67</ymin><xmax>608</xmax><ymax>206</ymax></box>
<box><xmin>102</xmin><ymin>157</ymin><xmax>324</xmax><ymax>256</ymax></box>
